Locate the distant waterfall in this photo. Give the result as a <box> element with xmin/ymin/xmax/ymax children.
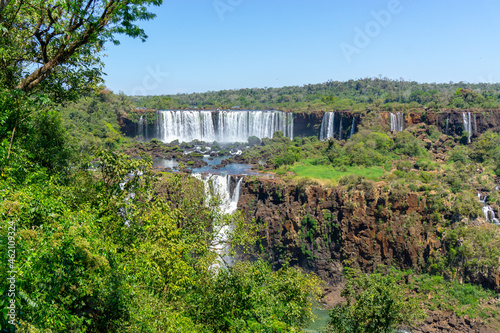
<box><xmin>319</xmin><ymin>112</ymin><xmax>335</xmax><ymax>140</ymax></box>
<box><xmin>217</xmin><ymin>110</ymin><xmax>293</xmax><ymax>142</ymax></box>
<box><xmin>445</xmin><ymin>117</ymin><xmax>449</xmax><ymax>135</ymax></box>
<box><xmin>319</xmin><ymin>112</ymin><xmax>356</xmax><ymax>141</ymax></box>
<box><xmin>194</xmin><ymin>174</ymin><xmax>244</xmax><ymax>267</ymax></box>
<box><xmin>155</xmin><ymin>110</ymin><xmax>293</xmax><ymax>143</ymax></box>
<box><xmin>138</xmin><ymin>115</ymin><xmax>148</xmax><ymax>140</ymax></box>
<box><xmin>390</xmin><ymin>112</ymin><xmax>404</xmax><ymax>132</ymax></box>
<box><xmin>338</xmin><ymin>117</ymin><xmax>343</xmax><ymax>141</ymax></box>
<box><xmin>478</xmin><ymin>193</ymin><xmax>500</xmax><ymax>226</ymax></box>
<box><xmin>462</xmin><ymin>112</ymin><xmax>473</xmax><ymax>143</ymax></box>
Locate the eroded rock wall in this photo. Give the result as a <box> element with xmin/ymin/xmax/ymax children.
<box><xmin>238</xmin><ymin>177</ymin><xmax>500</xmax><ymax>291</ymax></box>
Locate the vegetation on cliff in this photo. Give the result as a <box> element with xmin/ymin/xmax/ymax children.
<box><xmin>130</xmin><ymin>78</ymin><xmax>500</xmax><ymax>112</ymax></box>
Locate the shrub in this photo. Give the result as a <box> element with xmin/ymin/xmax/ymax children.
<box><xmin>394</xmin><ymin>131</ymin><xmax>426</xmax><ymax>157</ymax></box>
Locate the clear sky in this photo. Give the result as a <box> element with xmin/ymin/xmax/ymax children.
<box><xmin>102</xmin><ymin>0</ymin><xmax>500</xmax><ymax>95</ymax></box>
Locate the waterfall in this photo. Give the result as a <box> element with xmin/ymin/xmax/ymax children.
<box><xmin>319</xmin><ymin>112</ymin><xmax>335</xmax><ymax>141</ymax></box>
<box><xmin>193</xmin><ymin>174</ymin><xmax>244</xmax><ymax>267</ymax></box>
<box><xmin>156</xmin><ymin>110</ymin><xmax>216</xmax><ymax>143</ymax></box>
<box><xmin>462</xmin><ymin>112</ymin><xmax>473</xmax><ymax>143</ymax></box>
<box><xmin>138</xmin><ymin>115</ymin><xmax>148</xmax><ymax>141</ymax></box>
<box><xmin>477</xmin><ymin>193</ymin><xmax>500</xmax><ymax>226</ymax></box>
<box><xmin>445</xmin><ymin>117</ymin><xmax>449</xmax><ymax>136</ymax></box>
<box><xmin>154</xmin><ymin>110</ymin><xmax>293</xmax><ymax>143</ymax></box>
<box><xmin>390</xmin><ymin>112</ymin><xmax>404</xmax><ymax>132</ymax></box>
<box><xmin>349</xmin><ymin>117</ymin><xmax>356</xmax><ymax>139</ymax></box>
<box><xmin>338</xmin><ymin>116</ymin><xmax>343</xmax><ymax>141</ymax></box>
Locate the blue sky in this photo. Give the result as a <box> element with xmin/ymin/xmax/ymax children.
<box><xmin>103</xmin><ymin>0</ymin><xmax>500</xmax><ymax>95</ymax></box>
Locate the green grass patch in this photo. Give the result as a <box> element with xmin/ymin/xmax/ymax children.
<box><xmin>292</xmin><ymin>159</ymin><xmax>385</xmax><ymax>182</ymax></box>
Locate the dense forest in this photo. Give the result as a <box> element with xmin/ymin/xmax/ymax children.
<box><xmin>131</xmin><ymin>79</ymin><xmax>500</xmax><ymax>112</ymax></box>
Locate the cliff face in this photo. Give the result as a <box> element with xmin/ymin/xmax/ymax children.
<box><xmin>376</xmin><ymin>110</ymin><xmax>500</xmax><ymax>138</ymax></box>
<box><xmin>238</xmin><ymin>177</ymin><xmax>500</xmax><ymax>291</ymax></box>
<box><xmin>292</xmin><ymin>112</ymin><xmax>324</xmax><ymax>138</ymax></box>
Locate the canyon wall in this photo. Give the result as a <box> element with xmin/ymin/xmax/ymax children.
<box><xmin>237</xmin><ymin>177</ymin><xmax>500</xmax><ymax>291</ymax></box>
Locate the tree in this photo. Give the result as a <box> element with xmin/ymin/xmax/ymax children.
<box><xmin>1</xmin><ymin>0</ymin><xmax>161</xmax><ymax>96</ymax></box>
<box><xmin>0</xmin><ymin>0</ymin><xmax>161</xmax><ymax>174</ymax></box>
<box><xmin>326</xmin><ymin>268</ymin><xmax>424</xmax><ymax>333</ymax></box>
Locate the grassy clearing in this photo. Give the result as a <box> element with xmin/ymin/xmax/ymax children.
<box><xmin>292</xmin><ymin>159</ymin><xmax>385</xmax><ymax>183</ymax></box>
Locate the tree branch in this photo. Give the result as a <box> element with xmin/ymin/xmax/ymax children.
<box><xmin>16</xmin><ymin>0</ymin><xmax>119</xmax><ymax>92</ymax></box>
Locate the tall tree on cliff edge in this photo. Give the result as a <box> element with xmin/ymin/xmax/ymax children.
<box><xmin>0</xmin><ymin>0</ymin><xmax>161</xmax><ymax>173</ymax></box>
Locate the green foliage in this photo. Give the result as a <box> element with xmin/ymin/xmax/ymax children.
<box><xmin>441</xmin><ymin>225</ymin><xmax>500</xmax><ymax>274</ymax></box>
<box><xmin>410</xmin><ymin>274</ymin><xmax>498</xmax><ymax>319</ymax></box>
<box><xmin>184</xmin><ymin>260</ymin><xmax>321</xmax><ymax>332</ymax></box>
<box><xmin>28</xmin><ymin>110</ymin><xmax>72</xmax><ymax>175</ymax></box>
<box><xmin>326</xmin><ymin>268</ymin><xmax>424</xmax><ymax>333</ymax></box>
<box><xmin>273</xmin><ymin>146</ymin><xmax>301</xmax><ymax>168</ymax></box>
<box><xmin>452</xmin><ymin>191</ymin><xmax>482</xmax><ymax>219</ymax></box>
<box><xmin>131</xmin><ymin>78</ymin><xmax>500</xmax><ymax>112</ymax></box>
<box><xmin>1</xmin><ymin>0</ymin><xmax>163</xmax><ymax>98</ymax></box>
<box><xmin>248</xmin><ymin>135</ymin><xmax>261</xmax><ymax>146</ymax></box>
<box><xmin>393</xmin><ymin>131</ymin><xmax>426</xmax><ymax>157</ymax></box>
<box><xmin>293</xmin><ymin>160</ymin><xmax>384</xmax><ymax>182</ymax></box>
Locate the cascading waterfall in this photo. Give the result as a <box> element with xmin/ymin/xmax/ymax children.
<box><xmin>319</xmin><ymin>112</ymin><xmax>335</xmax><ymax>141</ymax></box>
<box><xmin>154</xmin><ymin>110</ymin><xmax>293</xmax><ymax>143</ymax></box>
<box><xmin>193</xmin><ymin>173</ymin><xmax>243</xmax><ymax>268</ymax></box>
<box><xmin>138</xmin><ymin>115</ymin><xmax>148</xmax><ymax>140</ymax></box>
<box><xmin>462</xmin><ymin>112</ymin><xmax>473</xmax><ymax>143</ymax></box>
<box><xmin>390</xmin><ymin>112</ymin><xmax>404</xmax><ymax>132</ymax></box>
<box><xmin>478</xmin><ymin>193</ymin><xmax>500</xmax><ymax>226</ymax></box>
<box><xmin>445</xmin><ymin>117</ymin><xmax>449</xmax><ymax>136</ymax></box>
<box><xmin>338</xmin><ymin>116</ymin><xmax>343</xmax><ymax>141</ymax></box>
<box><xmin>350</xmin><ymin>117</ymin><xmax>356</xmax><ymax>138</ymax></box>
<box><xmin>156</xmin><ymin>110</ymin><xmax>216</xmax><ymax>143</ymax></box>
<box><xmin>319</xmin><ymin>112</ymin><xmax>356</xmax><ymax>141</ymax></box>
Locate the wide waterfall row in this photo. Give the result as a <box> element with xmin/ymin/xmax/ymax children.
<box><xmin>319</xmin><ymin>112</ymin><xmax>356</xmax><ymax>141</ymax></box>
<box><xmin>390</xmin><ymin>112</ymin><xmax>404</xmax><ymax>132</ymax></box>
<box><xmin>153</xmin><ymin>110</ymin><xmax>293</xmax><ymax>143</ymax></box>
<box><xmin>462</xmin><ymin>112</ymin><xmax>475</xmax><ymax>143</ymax></box>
